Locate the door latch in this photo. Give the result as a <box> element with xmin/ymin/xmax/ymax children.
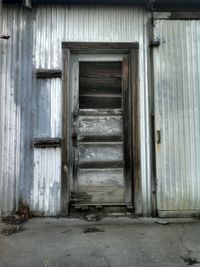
<box><xmin>72</xmin><ymin>111</ymin><xmax>78</xmax><ymax>120</ymax></box>
<box><xmin>156</xmin><ymin>130</ymin><xmax>161</xmax><ymax>144</ymax></box>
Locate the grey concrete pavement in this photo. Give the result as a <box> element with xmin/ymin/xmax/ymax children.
<box><xmin>0</xmin><ymin>217</ymin><xmax>200</xmax><ymax>267</ymax></box>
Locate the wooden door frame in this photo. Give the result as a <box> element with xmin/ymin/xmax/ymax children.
<box><xmin>61</xmin><ymin>42</ymin><xmax>141</xmax><ymax>215</ymax></box>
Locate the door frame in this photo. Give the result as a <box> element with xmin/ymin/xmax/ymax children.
<box><xmin>61</xmin><ymin>42</ymin><xmax>141</xmax><ymax>215</ymax></box>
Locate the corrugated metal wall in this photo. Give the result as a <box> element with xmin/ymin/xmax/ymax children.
<box><xmin>0</xmin><ymin>5</ymin><xmax>152</xmax><ymax>216</ymax></box>
<box><xmin>32</xmin><ymin>78</ymin><xmax>62</xmax><ymax>215</ymax></box>
<box><xmin>32</xmin><ymin>148</ymin><xmax>61</xmax><ymax>215</ymax></box>
<box><xmin>2</xmin><ymin>6</ymin><xmax>200</xmax><ymax>217</ymax></box>
<box><xmin>153</xmin><ymin>20</ymin><xmax>200</xmax><ymax>214</ymax></box>
<box><xmin>0</xmin><ymin>7</ymin><xmax>33</xmax><ymax>215</ymax></box>
<box><xmin>32</xmin><ymin>6</ymin><xmax>152</xmax><ymax>215</ymax></box>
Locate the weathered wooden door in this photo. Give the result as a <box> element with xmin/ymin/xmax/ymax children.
<box><xmin>71</xmin><ymin>55</ymin><xmax>132</xmax><ymax>206</ymax></box>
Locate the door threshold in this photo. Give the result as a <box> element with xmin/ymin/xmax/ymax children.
<box><xmin>71</xmin><ymin>203</ymin><xmax>133</xmax><ymax>208</ymax></box>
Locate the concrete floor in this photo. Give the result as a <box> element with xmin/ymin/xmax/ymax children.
<box><xmin>0</xmin><ymin>217</ymin><xmax>200</xmax><ymax>267</ymax></box>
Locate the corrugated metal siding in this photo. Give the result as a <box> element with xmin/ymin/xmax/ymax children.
<box><xmin>32</xmin><ymin>78</ymin><xmax>62</xmax><ymax>215</ymax></box>
<box><xmin>33</xmin><ymin>6</ymin><xmax>152</xmax><ymax>215</ymax></box>
<box><xmin>153</xmin><ymin>20</ymin><xmax>200</xmax><ymax>211</ymax></box>
<box><xmin>32</xmin><ymin>148</ymin><xmax>61</xmax><ymax>216</ymax></box>
<box><xmin>1</xmin><ymin>6</ymin><xmax>152</xmax><ymax>216</ymax></box>
<box><xmin>34</xmin><ymin>78</ymin><xmax>62</xmax><ymax>138</ymax></box>
<box><xmin>0</xmin><ymin>7</ymin><xmax>33</xmax><ymax>215</ymax></box>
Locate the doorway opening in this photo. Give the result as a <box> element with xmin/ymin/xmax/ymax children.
<box><xmin>61</xmin><ymin>43</ymin><xmax>140</xmax><ymax>216</ymax></box>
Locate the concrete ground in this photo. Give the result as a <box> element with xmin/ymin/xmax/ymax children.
<box><xmin>0</xmin><ymin>217</ymin><xmax>200</xmax><ymax>267</ymax></box>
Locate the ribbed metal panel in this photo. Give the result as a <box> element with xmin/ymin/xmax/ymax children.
<box><xmin>153</xmin><ymin>20</ymin><xmax>200</xmax><ymax>212</ymax></box>
<box><xmin>33</xmin><ymin>6</ymin><xmax>151</xmax><ymax>215</ymax></box>
<box><xmin>32</xmin><ymin>148</ymin><xmax>61</xmax><ymax>216</ymax></box>
<box><xmin>34</xmin><ymin>78</ymin><xmax>62</xmax><ymax>138</ymax></box>
<box><xmin>0</xmin><ymin>7</ymin><xmax>33</xmax><ymax>215</ymax></box>
<box><xmin>34</xmin><ymin>6</ymin><xmax>149</xmax><ymax>69</ymax></box>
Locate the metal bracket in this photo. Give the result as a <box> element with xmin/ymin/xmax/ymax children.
<box><xmin>0</xmin><ymin>35</ymin><xmax>10</xmax><ymax>40</ymax></box>
<box><xmin>149</xmin><ymin>40</ymin><xmax>161</xmax><ymax>47</ymax></box>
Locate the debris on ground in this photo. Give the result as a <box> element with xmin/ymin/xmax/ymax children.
<box><xmin>181</xmin><ymin>256</ymin><xmax>200</xmax><ymax>266</ymax></box>
<box><xmin>62</xmin><ymin>229</ymin><xmax>72</xmax><ymax>233</ymax></box>
<box><xmin>1</xmin><ymin>224</ymin><xmax>25</xmax><ymax>236</ymax></box>
<box><xmin>18</xmin><ymin>199</ymin><xmax>30</xmax><ymax>220</ymax></box>
<box><xmin>84</xmin><ymin>213</ymin><xmax>102</xmax><ymax>222</ymax></box>
<box><xmin>1</xmin><ymin>215</ymin><xmax>27</xmax><ymax>225</ymax></box>
<box><xmin>155</xmin><ymin>220</ymin><xmax>169</xmax><ymax>225</ymax></box>
<box><xmin>84</xmin><ymin>227</ymin><xmax>104</xmax><ymax>233</ymax></box>
<box><xmin>192</xmin><ymin>213</ymin><xmax>200</xmax><ymax>220</ymax></box>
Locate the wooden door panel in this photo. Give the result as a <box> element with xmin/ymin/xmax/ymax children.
<box><xmin>62</xmin><ymin>46</ymin><xmax>139</xmax><ymax>214</ymax></box>
<box><xmin>79</xmin><ymin>188</ymin><xmax>125</xmax><ymax>204</ymax></box>
<box><xmin>78</xmin><ymin>143</ymin><xmax>123</xmax><ymax>167</ymax></box>
<box><xmin>79</xmin><ymin>115</ymin><xmax>123</xmax><ymax>141</ymax></box>
<box><xmin>72</xmin><ymin>59</ymin><xmax>131</xmax><ymax>205</ymax></box>
<box><xmin>78</xmin><ymin>168</ymin><xmax>124</xmax><ymax>188</ymax></box>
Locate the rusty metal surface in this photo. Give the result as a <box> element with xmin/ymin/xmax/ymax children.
<box><xmin>153</xmin><ymin>19</ymin><xmax>200</xmax><ymax>212</ymax></box>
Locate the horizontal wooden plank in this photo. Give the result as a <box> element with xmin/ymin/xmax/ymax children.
<box><xmin>79</xmin><ymin>109</ymin><xmax>122</xmax><ymax>116</ymax></box>
<box><xmin>71</xmin><ymin>192</ymin><xmax>92</xmax><ymax>203</ymax></box>
<box><xmin>62</xmin><ymin>42</ymin><xmax>139</xmax><ymax>52</ymax></box>
<box><xmin>79</xmin><ymin>115</ymin><xmax>123</xmax><ymax>138</ymax></box>
<box><xmin>78</xmin><ymin>142</ymin><xmax>123</xmax><ymax>163</ymax></box>
<box><xmin>79</xmin><ymin>77</ymin><xmax>121</xmax><ymax>95</ymax></box>
<box><xmin>79</xmin><ymin>95</ymin><xmax>122</xmax><ymax>109</ymax></box>
<box><xmin>79</xmin><ymin>62</ymin><xmax>121</xmax><ymax>78</ymax></box>
<box><xmin>79</xmin><ymin>135</ymin><xmax>123</xmax><ymax>142</ymax></box>
<box><xmin>78</xmin><ymin>161</ymin><xmax>124</xmax><ymax>168</ymax></box>
<box><xmin>170</xmin><ymin>12</ymin><xmax>200</xmax><ymax>20</ymax></box>
<box><xmin>35</xmin><ymin>69</ymin><xmax>62</xmax><ymax>78</ymax></box>
<box><xmin>75</xmin><ymin>188</ymin><xmax>125</xmax><ymax>203</ymax></box>
<box><xmin>33</xmin><ymin>138</ymin><xmax>61</xmax><ymax>148</ymax></box>
<box><xmin>78</xmin><ymin>168</ymin><xmax>124</xmax><ymax>188</ymax></box>
<box><xmin>72</xmin><ymin>203</ymin><xmax>131</xmax><ymax>207</ymax></box>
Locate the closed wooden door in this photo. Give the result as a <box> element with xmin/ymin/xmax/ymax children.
<box><xmin>71</xmin><ymin>56</ymin><xmax>132</xmax><ymax>206</ymax></box>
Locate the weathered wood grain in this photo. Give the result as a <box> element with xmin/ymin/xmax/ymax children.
<box><xmin>79</xmin><ymin>62</ymin><xmax>121</xmax><ymax>78</ymax></box>
<box><xmin>122</xmin><ymin>57</ymin><xmax>133</xmax><ymax>204</ymax></box>
<box><xmin>78</xmin><ymin>168</ymin><xmax>124</xmax><ymax>188</ymax></box>
<box><xmin>79</xmin><ymin>109</ymin><xmax>122</xmax><ymax>116</ymax></box>
<box><xmin>62</xmin><ymin>42</ymin><xmax>139</xmax><ymax>52</ymax></box>
<box><xmin>79</xmin><ymin>77</ymin><xmax>121</xmax><ymax>95</ymax></box>
<box><xmin>78</xmin><ymin>142</ymin><xmax>123</xmax><ymax>164</ymax></box>
<box><xmin>77</xmin><ymin>188</ymin><xmax>125</xmax><ymax>203</ymax></box>
<box><xmin>79</xmin><ymin>95</ymin><xmax>122</xmax><ymax>109</ymax></box>
<box><xmin>61</xmin><ymin>49</ymin><xmax>70</xmax><ymax>215</ymax></box>
<box><xmin>79</xmin><ymin>115</ymin><xmax>123</xmax><ymax>138</ymax></box>
<box><xmin>131</xmin><ymin>48</ymin><xmax>141</xmax><ymax>215</ymax></box>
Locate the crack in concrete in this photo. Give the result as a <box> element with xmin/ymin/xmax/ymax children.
<box><xmin>180</xmin><ymin>224</ymin><xmax>191</xmax><ymax>255</ymax></box>
<box><xmin>180</xmin><ymin>224</ymin><xmax>199</xmax><ymax>266</ymax></box>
